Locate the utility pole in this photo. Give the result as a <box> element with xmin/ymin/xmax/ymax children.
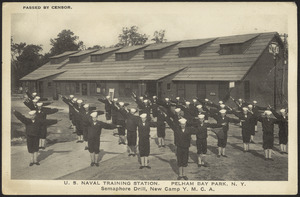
<box><xmin>269</xmin><ymin>42</ymin><xmax>279</xmax><ymax>110</ymax></box>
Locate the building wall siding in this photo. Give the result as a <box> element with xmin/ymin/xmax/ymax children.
<box><xmin>233</xmin><ymin>37</ymin><xmax>285</xmax><ymax>107</ymax></box>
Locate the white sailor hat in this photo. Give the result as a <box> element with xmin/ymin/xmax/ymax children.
<box><xmin>185</xmin><ymin>101</ymin><xmax>190</xmax><ymax>105</ymax></box>
<box><xmin>130</xmin><ymin>108</ymin><xmax>137</xmax><ymax>113</ymax></box>
<box><xmin>178</xmin><ymin>118</ymin><xmax>187</xmax><ymax>124</ymax></box>
<box><xmin>32</xmin><ymin>92</ymin><xmax>37</xmax><ymax>96</ymax></box>
<box><xmin>139</xmin><ymin>96</ymin><xmax>144</xmax><ymax>100</ymax></box>
<box><xmin>248</xmin><ymin>104</ymin><xmax>253</xmax><ymax>108</ymax></box>
<box><xmin>113</xmin><ymin>98</ymin><xmax>118</xmax><ymax>102</ymax></box>
<box><xmin>143</xmin><ymin>99</ymin><xmax>148</xmax><ymax>103</ymax></box>
<box><xmin>176</xmin><ymin>97</ymin><xmax>180</xmax><ymax>100</ymax></box>
<box><xmin>253</xmin><ymin>100</ymin><xmax>257</xmax><ymax>104</ymax></box>
<box><xmin>265</xmin><ymin>110</ymin><xmax>272</xmax><ymax>115</ymax></box>
<box><xmin>37</xmin><ymin>102</ymin><xmax>43</xmax><ymax>107</ymax></box>
<box><xmin>205</xmin><ymin>98</ymin><xmax>209</xmax><ymax>102</ymax></box>
<box><xmin>165</xmin><ymin>98</ymin><xmax>170</xmax><ymax>101</ymax></box>
<box><xmin>175</xmin><ymin>108</ymin><xmax>181</xmax><ymax>113</ymax></box>
<box><xmin>220</xmin><ymin>104</ymin><xmax>225</xmax><ymax>109</ymax></box>
<box><xmin>197</xmin><ymin>105</ymin><xmax>203</xmax><ymax>109</ymax></box>
<box><xmin>193</xmin><ymin>99</ymin><xmax>197</xmax><ymax>102</ymax></box>
<box><xmin>83</xmin><ymin>104</ymin><xmax>89</xmax><ymax>108</ymax></box>
<box><xmin>242</xmin><ymin>107</ymin><xmax>248</xmax><ymax>111</ymax></box>
<box><xmin>198</xmin><ymin>114</ymin><xmax>205</xmax><ymax>119</ymax></box>
<box><xmin>35</xmin><ymin>96</ymin><xmax>41</xmax><ymax>101</ymax></box>
<box><xmin>32</xmin><ymin>99</ymin><xmax>38</xmax><ymax>103</ymax></box>
<box><xmin>280</xmin><ymin>109</ymin><xmax>286</xmax><ymax>113</ymax></box>
<box><xmin>140</xmin><ymin>113</ymin><xmax>147</xmax><ymax>118</ymax></box>
<box><xmin>119</xmin><ymin>102</ymin><xmax>124</xmax><ymax>106</ymax></box>
<box><xmin>219</xmin><ymin>101</ymin><xmax>223</xmax><ymax>104</ymax></box>
<box><xmin>219</xmin><ymin>109</ymin><xmax>227</xmax><ymax>114</ymax></box>
<box><xmin>28</xmin><ymin>110</ymin><xmax>36</xmax><ymax>115</ymax></box>
<box><xmin>106</xmin><ymin>96</ymin><xmax>110</xmax><ymax>99</ymax></box>
<box><xmin>77</xmin><ymin>99</ymin><xmax>83</xmax><ymax>104</ymax></box>
<box><xmin>69</xmin><ymin>95</ymin><xmax>74</xmax><ymax>98</ymax></box>
<box><xmin>90</xmin><ymin>112</ymin><xmax>98</xmax><ymax>118</ymax></box>
<box><xmin>73</xmin><ymin>98</ymin><xmax>77</xmax><ymax>101</ymax></box>
<box><xmin>238</xmin><ymin>98</ymin><xmax>243</xmax><ymax>102</ymax></box>
<box><xmin>153</xmin><ymin>96</ymin><xmax>157</xmax><ymax>99</ymax></box>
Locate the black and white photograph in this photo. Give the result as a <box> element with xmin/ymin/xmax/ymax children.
<box><xmin>2</xmin><ymin>2</ymin><xmax>297</xmax><ymax>195</ymax></box>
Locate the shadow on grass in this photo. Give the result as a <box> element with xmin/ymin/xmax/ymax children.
<box><xmin>229</xmin><ymin>142</ymin><xmax>266</xmax><ymax>160</ymax></box>
<box><xmin>38</xmin><ymin>149</ymin><xmax>71</xmax><ymax>162</ymax></box>
<box><xmin>154</xmin><ymin>155</ymin><xmax>178</xmax><ymax>175</ymax></box>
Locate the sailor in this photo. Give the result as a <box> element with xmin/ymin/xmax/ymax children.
<box><xmin>74</xmin><ymin>99</ymin><xmax>85</xmax><ymax>143</ymax></box>
<box><xmin>150</xmin><ymin>96</ymin><xmax>159</xmax><ymax>118</ymax></box>
<box><xmin>137</xmin><ymin>113</ymin><xmax>156</xmax><ymax>169</ymax></box>
<box><xmin>193</xmin><ymin>114</ymin><xmax>220</xmax><ymax>167</ymax></box>
<box><xmin>82</xmin><ymin>104</ymin><xmax>92</xmax><ymax>150</ymax></box>
<box><xmin>35</xmin><ymin>102</ymin><xmax>59</xmax><ymax>149</ymax></box>
<box><xmin>247</xmin><ymin>104</ymin><xmax>257</xmax><ymax>143</ymax></box>
<box><xmin>209</xmin><ymin>109</ymin><xmax>239</xmax><ymax>157</ymax></box>
<box><xmin>119</xmin><ymin>108</ymin><xmax>140</xmax><ymax>156</ymax></box>
<box><xmin>156</xmin><ymin>108</ymin><xmax>167</xmax><ymax>148</ymax></box>
<box><xmin>164</xmin><ymin>116</ymin><xmax>198</xmax><ymax>180</ymax></box>
<box><xmin>270</xmin><ymin>108</ymin><xmax>288</xmax><ymax>154</ymax></box>
<box><xmin>114</xmin><ymin>102</ymin><xmax>127</xmax><ymax>145</ymax></box>
<box><xmin>87</xmin><ymin>112</ymin><xmax>117</xmax><ymax>167</ymax></box>
<box><xmin>232</xmin><ymin>107</ymin><xmax>255</xmax><ymax>152</ymax></box>
<box><xmin>98</xmin><ymin>95</ymin><xmax>112</xmax><ymax>121</ymax></box>
<box><xmin>140</xmin><ymin>99</ymin><xmax>151</xmax><ymax>117</ymax></box>
<box><xmin>13</xmin><ymin>110</ymin><xmax>58</xmax><ymax>166</ymax></box>
<box><xmin>257</xmin><ymin>110</ymin><xmax>282</xmax><ymax>160</ymax></box>
<box><xmin>195</xmin><ymin>104</ymin><xmax>209</xmax><ymax>120</ymax></box>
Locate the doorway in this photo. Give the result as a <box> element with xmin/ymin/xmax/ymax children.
<box><xmin>38</xmin><ymin>81</ymin><xmax>43</xmax><ymax>97</ymax></box>
<box><xmin>82</xmin><ymin>83</ymin><xmax>88</xmax><ymax>95</ymax></box>
<box><xmin>146</xmin><ymin>82</ymin><xmax>157</xmax><ymax>97</ymax></box>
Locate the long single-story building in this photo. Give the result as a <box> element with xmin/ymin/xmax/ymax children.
<box><xmin>20</xmin><ymin>32</ymin><xmax>287</xmax><ymax>107</ymax></box>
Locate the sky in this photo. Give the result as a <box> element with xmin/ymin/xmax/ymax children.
<box><xmin>10</xmin><ymin>2</ymin><xmax>289</xmax><ymax>54</ymax></box>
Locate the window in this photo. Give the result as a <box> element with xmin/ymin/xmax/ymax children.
<box><xmin>220</xmin><ymin>43</ymin><xmax>243</xmax><ymax>55</ymax></box>
<box><xmin>116</xmin><ymin>53</ymin><xmax>129</xmax><ymax>61</ymax></box>
<box><xmin>75</xmin><ymin>82</ymin><xmax>80</xmax><ymax>93</ymax></box>
<box><xmin>179</xmin><ymin>47</ymin><xmax>198</xmax><ymax>57</ymax></box>
<box><xmin>167</xmin><ymin>83</ymin><xmax>171</xmax><ymax>91</ymax></box>
<box><xmin>244</xmin><ymin>81</ymin><xmax>250</xmax><ymax>100</ymax></box>
<box><xmin>48</xmin><ymin>82</ymin><xmax>52</xmax><ymax>87</ymax></box>
<box><xmin>144</xmin><ymin>50</ymin><xmax>161</xmax><ymax>59</ymax></box>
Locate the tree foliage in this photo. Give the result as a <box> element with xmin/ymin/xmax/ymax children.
<box><xmin>151</xmin><ymin>30</ymin><xmax>167</xmax><ymax>43</ymax></box>
<box><xmin>11</xmin><ymin>37</ymin><xmax>44</xmax><ymax>89</ymax></box>
<box><xmin>116</xmin><ymin>26</ymin><xmax>149</xmax><ymax>47</ymax></box>
<box><xmin>87</xmin><ymin>45</ymin><xmax>104</xmax><ymax>50</ymax></box>
<box><xmin>50</xmin><ymin>29</ymin><xmax>85</xmax><ymax>55</ymax></box>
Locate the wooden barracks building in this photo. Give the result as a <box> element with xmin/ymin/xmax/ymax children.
<box><xmin>20</xmin><ymin>32</ymin><xmax>287</xmax><ymax>106</ymax></box>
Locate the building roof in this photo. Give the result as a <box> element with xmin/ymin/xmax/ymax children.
<box><xmin>90</xmin><ymin>47</ymin><xmax>122</xmax><ymax>55</ymax></box>
<box><xmin>69</xmin><ymin>49</ymin><xmax>99</xmax><ymax>57</ymax></box>
<box><xmin>144</xmin><ymin>41</ymin><xmax>180</xmax><ymax>51</ymax></box>
<box><xmin>21</xmin><ymin>32</ymin><xmax>279</xmax><ymax>82</ymax></box>
<box><xmin>178</xmin><ymin>38</ymin><xmax>216</xmax><ymax>48</ymax></box>
<box><xmin>218</xmin><ymin>33</ymin><xmax>259</xmax><ymax>45</ymax></box>
<box><xmin>49</xmin><ymin>51</ymin><xmax>78</xmax><ymax>59</ymax></box>
<box><xmin>115</xmin><ymin>45</ymin><xmax>149</xmax><ymax>53</ymax></box>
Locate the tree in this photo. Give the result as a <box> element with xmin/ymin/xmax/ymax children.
<box><xmin>116</xmin><ymin>26</ymin><xmax>148</xmax><ymax>47</ymax></box>
<box><xmin>87</xmin><ymin>45</ymin><xmax>105</xmax><ymax>50</ymax></box>
<box><xmin>50</xmin><ymin>29</ymin><xmax>85</xmax><ymax>55</ymax></box>
<box><xmin>151</xmin><ymin>30</ymin><xmax>167</xmax><ymax>43</ymax></box>
<box><xmin>11</xmin><ymin>38</ymin><xmax>44</xmax><ymax>90</ymax></box>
